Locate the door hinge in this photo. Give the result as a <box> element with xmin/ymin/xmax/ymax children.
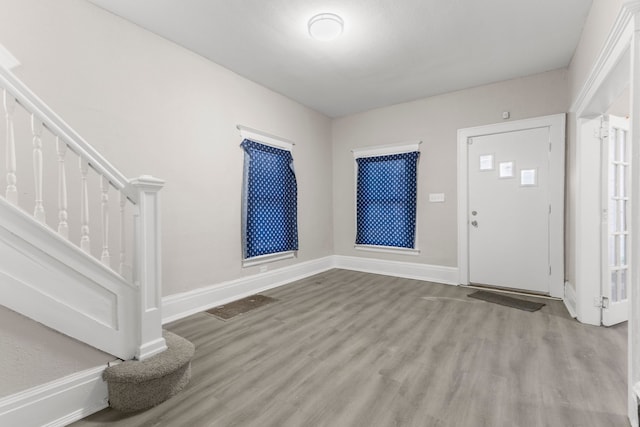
<box><xmin>593</xmin><ymin>126</ymin><xmax>609</xmax><ymax>139</ymax></box>
<box><xmin>594</xmin><ymin>296</ymin><xmax>610</xmax><ymax>309</ymax></box>
<box><xmin>549</xmin><ymin>142</ymin><xmax>552</xmax><ymax>152</ymax></box>
<box><xmin>549</xmin><ymin>205</ymin><xmax>551</xmax><ymax>214</ymax></box>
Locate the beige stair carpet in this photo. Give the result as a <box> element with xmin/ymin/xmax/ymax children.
<box><xmin>102</xmin><ymin>331</ymin><xmax>195</xmax><ymax>412</ymax></box>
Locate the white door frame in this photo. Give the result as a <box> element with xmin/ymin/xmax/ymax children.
<box><xmin>570</xmin><ymin>2</ymin><xmax>640</xmax><ymax>426</ymax></box>
<box><xmin>572</xmin><ymin>12</ymin><xmax>635</xmax><ymax>326</ymax></box>
<box><xmin>457</xmin><ymin>114</ymin><xmax>566</xmax><ymax>298</ymax></box>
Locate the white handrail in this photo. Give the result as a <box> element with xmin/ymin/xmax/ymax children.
<box><xmin>0</xmin><ymin>66</ymin><xmax>138</xmax><ymax>203</ymax></box>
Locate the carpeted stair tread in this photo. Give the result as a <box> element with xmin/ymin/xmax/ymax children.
<box><xmin>102</xmin><ymin>331</ymin><xmax>195</xmax><ymax>412</ymax></box>
<box><xmin>103</xmin><ymin>331</ymin><xmax>194</xmax><ymax>382</ymax></box>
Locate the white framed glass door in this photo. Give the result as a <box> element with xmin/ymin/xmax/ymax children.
<box><xmin>602</xmin><ymin>115</ymin><xmax>630</xmax><ymax>326</ymax></box>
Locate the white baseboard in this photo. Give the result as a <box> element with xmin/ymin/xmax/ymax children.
<box><xmin>0</xmin><ymin>365</ymin><xmax>108</xmax><ymax>427</ymax></box>
<box><xmin>564</xmin><ymin>281</ymin><xmax>577</xmax><ymax>318</ymax></box>
<box><xmin>162</xmin><ymin>256</ymin><xmax>335</xmax><ymax>324</ymax></box>
<box><xmin>162</xmin><ymin>255</ymin><xmax>459</xmax><ymax>324</ymax></box>
<box><xmin>333</xmin><ymin>255</ymin><xmax>459</xmax><ymax>285</ymax></box>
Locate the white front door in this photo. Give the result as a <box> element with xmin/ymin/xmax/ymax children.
<box><xmin>601</xmin><ymin>115</ymin><xmax>630</xmax><ymax>326</ymax></box>
<box><xmin>467</xmin><ymin>127</ymin><xmax>551</xmax><ymax>294</ymax></box>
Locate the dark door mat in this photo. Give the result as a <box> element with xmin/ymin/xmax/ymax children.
<box><xmin>467</xmin><ymin>290</ymin><xmax>545</xmax><ymax>312</ymax></box>
<box><xmin>206</xmin><ymin>294</ymin><xmax>277</xmax><ymax>320</ymax></box>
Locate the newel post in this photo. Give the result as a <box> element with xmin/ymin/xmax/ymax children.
<box><xmin>130</xmin><ymin>175</ymin><xmax>167</xmax><ymax>360</ymax></box>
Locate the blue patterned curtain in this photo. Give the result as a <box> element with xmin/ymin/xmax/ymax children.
<box><xmin>355</xmin><ymin>152</ymin><xmax>419</xmax><ymax>248</ymax></box>
<box><xmin>241</xmin><ymin>139</ymin><xmax>298</xmax><ymax>258</ymax></box>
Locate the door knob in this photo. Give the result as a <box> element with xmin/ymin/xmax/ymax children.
<box><xmin>471</xmin><ymin>220</ymin><xmax>478</xmax><ymax>227</ymax></box>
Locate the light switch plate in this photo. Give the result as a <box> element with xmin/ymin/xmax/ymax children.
<box><xmin>429</xmin><ymin>193</ymin><xmax>445</xmax><ymax>202</ymax></box>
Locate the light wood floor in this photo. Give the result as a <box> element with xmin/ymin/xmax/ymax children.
<box><xmin>74</xmin><ymin>269</ymin><xmax>628</xmax><ymax>427</ymax></box>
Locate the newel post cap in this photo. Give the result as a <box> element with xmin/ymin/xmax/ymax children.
<box><xmin>130</xmin><ymin>175</ymin><xmax>165</xmax><ymax>191</ymax></box>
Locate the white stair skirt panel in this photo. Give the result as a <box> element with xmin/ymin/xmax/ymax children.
<box><xmin>0</xmin><ymin>198</ymin><xmax>138</xmax><ymax>360</ymax></box>
<box><xmin>0</xmin><ymin>366</ymin><xmax>108</xmax><ymax>427</ymax></box>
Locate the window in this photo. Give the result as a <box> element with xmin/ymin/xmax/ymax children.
<box><xmin>353</xmin><ymin>143</ymin><xmax>421</xmax><ymax>254</ymax></box>
<box><xmin>240</xmin><ymin>130</ymin><xmax>298</xmax><ymax>266</ymax></box>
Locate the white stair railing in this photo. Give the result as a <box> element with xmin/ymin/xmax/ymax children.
<box><xmin>0</xmin><ymin>66</ymin><xmax>166</xmax><ymax>361</ymax></box>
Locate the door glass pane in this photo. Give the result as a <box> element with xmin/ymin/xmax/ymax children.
<box><xmin>608</xmin><ymin>166</ymin><xmax>615</xmax><ymax>197</ymax></box>
<box><xmin>611</xmin><ymin>270</ymin><xmax>619</xmax><ymax>302</ymax></box>
<box><xmin>609</xmin><ymin>235</ymin><xmax>616</xmax><ymax>266</ymax></box>
<box><xmin>619</xmin><ymin>235</ymin><xmax>626</xmax><ymax>265</ymax></box>
<box><xmin>609</xmin><ymin>200</ymin><xmax>618</xmax><ymax>234</ymax></box>
<box><xmin>618</xmin><ymin>200</ymin><xmax>626</xmax><ymax>232</ymax></box>
<box><xmin>618</xmin><ymin>165</ymin><xmax>626</xmax><ymax>198</ymax></box>
<box><xmin>610</xmin><ymin>127</ymin><xmax>617</xmax><ymax>161</ymax></box>
<box><xmin>621</xmin><ymin>269</ymin><xmax>628</xmax><ymax>300</ymax></box>
<box><xmin>618</xmin><ymin>129</ymin><xmax>626</xmax><ymax>163</ymax></box>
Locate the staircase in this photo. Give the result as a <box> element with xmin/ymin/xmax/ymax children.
<box><xmin>0</xmin><ymin>63</ymin><xmax>166</xmax><ymax>361</ymax></box>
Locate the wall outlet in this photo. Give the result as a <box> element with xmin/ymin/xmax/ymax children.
<box><xmin>429</xmin><ymin>193</ymin><xmax>445</xmax><ymax>202</ymax></box>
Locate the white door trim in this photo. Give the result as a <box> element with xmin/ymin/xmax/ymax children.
<box><xmin>457</xmin><ymin>114</ymin><xmax>566</xmax><ymax>298</ymax></box>
<box><xmin>570</xmin><ymin>3</ymin><xmax>637</xmax><ymax>328</ymax></box>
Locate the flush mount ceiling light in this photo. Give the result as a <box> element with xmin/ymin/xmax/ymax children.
<box><xmin>308</xmin><ymin>13</ymin><xmax>344</xmax><ymax>41</ymax></box>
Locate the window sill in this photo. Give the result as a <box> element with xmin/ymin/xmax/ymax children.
<box><xmin>242</xmin><ymin>251</ymin><xmax>296</xmax><ymax>268</ymax></box>
<box><xmin>354</xmin><ymin>245</ymin><xmax>420</xmax><ymax>256</ymax></box>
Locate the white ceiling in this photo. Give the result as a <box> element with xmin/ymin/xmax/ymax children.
<box><xmin>87</xmin><ymin>0</ymin><xmax>593</xmax><ymax>118</ymax></box>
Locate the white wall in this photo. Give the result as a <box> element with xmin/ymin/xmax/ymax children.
<box><xmin>0</xmin><ymin>306</ymin><xmax>112</xmax><ymax>397</ymax></box>
<box><xmin>569</xmin><ymin>0</ymin><xmax>626</xmax><ymax>102</ymax></box>
<box><xmin>0</xmin><ymin>0</ymin><xmax>334</xmax><ymax>296</ymax></box>
<box><xmin>332</xmin><ymin>70</ymin><xmax>569</xmax><ymax>268</ymax></box>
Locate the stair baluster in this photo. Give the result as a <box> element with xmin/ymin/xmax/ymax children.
<box><xmin>119</xmin><ymin>191</ymin><xmax>128</xmax><ymax>278</ymax></box>
<box><xmin>56</xmin><ymin>137</ymin><xmax>69</xmax><ymax>239</ymax></box>
<box><xmin>31</xmin><ymin>115</ymin><xmax>46</xmax><ymax>223</ymax></box>
<box><xmin>101</xmin><ymin>175</ymin><xmax>110</xmax><ymax>266</ymax></box>
<box><xmin>3</xmin><ymin>89</ymin><xmax>17</xmax><ymax>205</ymax></box>
<box><xmin>79</xmin><ymin>158</ymin><xmax>91</xmax><ymax>253</ymax></box>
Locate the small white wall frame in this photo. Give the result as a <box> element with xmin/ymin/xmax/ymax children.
<box><xmin>457</xmin><ymin>114</ymin><xmax>566</xmax><ymax>298</ymax></box>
